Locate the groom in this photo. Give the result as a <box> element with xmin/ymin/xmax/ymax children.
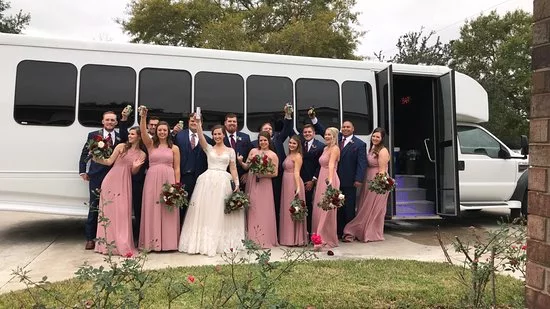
<box><xmin>173</xmin><ymin>112</ymin><xmax>212</xmax><ymax>225</ymax></box>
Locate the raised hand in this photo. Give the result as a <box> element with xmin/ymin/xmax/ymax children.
<box><xmin>133</xmin><ymin>157</ymin><xmax>145</xmax><ymax>169</ymax></box>
<box><xmin>307</xmin><ymin>107</ymin><xmax>316</xmax><ymax>119</ymax></box>
<box><xmin>139</xmin><ymin>106</ymin><xmax>148</xmax><ymax>117</ymax></box>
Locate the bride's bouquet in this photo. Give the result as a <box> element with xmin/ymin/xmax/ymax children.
<box><xmin>224</xmin><ymin>191</ymin><xmax>250</xmax><ymax>214</ymax></box>
<box><xmin>317</xmin><ymin>181</ymin><xmax>345</xmax><ymax>211</ymax></box>
<box><xmin>86</xmin><ymin>134</ymin><xmax>113</xmax><ymax>161</ymax></box>
<box><xmin>368</xmin><ymin>173</ymin><xmax>396</xmax><ymax>194</ymax></box>
<box><xmin>159</xmin><ymin>183</ymin><xmax>189</xmax><ymax>211</ymax></box>
<box><xmin>289</xmin><ymin>195</ymin><xmax>307</xmax><ymax>222</ymax></box>
<box><xmin>248</xmin><ymin>154</ymin><xmax>275</xmax><ymax>182</ymax></box>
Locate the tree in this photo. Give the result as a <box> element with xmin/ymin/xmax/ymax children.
<box><xmin>450</xmin><ymin>10</ymin><xmax>531</xmax><ymax>146</ymax></box>
<box><xmin>119</xmin><ymin>0</ymin><xmax>363</xmax><ymax>59</ymax></box>
<box><xmin>375</xmin><ymin>28</ymin><xmax>451</xmax><ymax>66</ymax></box>
<box><xmin>0</xmin><ymin>0</ymin><xmax>30</xmax><ymax>34</ymax></box>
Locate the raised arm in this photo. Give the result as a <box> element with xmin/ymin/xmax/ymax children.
<box><xmin>131</xmin><ymin>151</ymin><xmax>146</xmax><ymax>175</ymax></box>
<box><xmin>195</xmin><ymin>117</ymin><xmax>209</xmax><ymax>151</ymax></box>
<box><xmin>172</xmin><ymin>145</ymin><xmax>181</xmax><ymax>183</ymax></box>
<box><xmin>311</xmin><ymin>117</ymin><xmax>326</xmax><ymax>138</ymax></box>
<box><xmin>377</xmin><ymin>148</ymin><xmax>390</xmax><ymax>174</ymax></box>
<box><xmin>293</xmin><ymin>155</ymin><xmax>303</xmax><ymax>195</ymax></box>
<box><xmin>93</xmin><ymin>143</ymin><xmax>124</xmax><ymax>166</ymax></box>
<box><xmin>140</xmin><ymin>108</ymin><xmax>153</xmax><ymax>149</ymax></box>
<box><xmin>119</xmin><ymin>111</ymin><xmax>129</xmax><ymax>143</ymax></box>
<box><xmin>327</xmin><ymin>147</ymin><xmax>339</xmax><ymax>186</ymax></box>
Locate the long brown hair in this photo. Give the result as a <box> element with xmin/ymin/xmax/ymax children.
<box><xmin>121</xmin><ymin>126</ymin><xmax>144</xmax><ymax>157</ymax></box>
<box><xmin>257</xmin><ymin>131</ymin><xmax>275</xmax><ymax>152</ymax></box>
<box><xmin>369</xmin><ymin>127</ymin><xmax>386</xmax><ymax>157</ymax></box>
<box><xmin>152</xmin><ymin>121</ymin><xmax>173</xmax><ymax>148</ymax></box>
<box><xmin>289</xmin><ymin>135</ymin><xmax>303</xmax><ymax>156</ymax></box>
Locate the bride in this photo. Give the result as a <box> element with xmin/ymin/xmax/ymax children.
<box><xmin>178</xmin><ymin>115</ymin><xmax>244</xmax><ymax>256</ymax></box>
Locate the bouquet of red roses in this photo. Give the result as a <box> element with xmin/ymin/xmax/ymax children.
<box><xmin>86</xmin><ymin>134</ymin><xmax>113</xmax><ymax>161</ymax></box>
<box><xmin>368</xmin><ymin>172</ymin><xmax>396</xmax><ymax>194</ymax></box>
<box><xmin>317</xmin><ymin>181</ymin><xmax>345</xmax><ymax>211</ymax></box>
<box><xmin>289</xmin><ymin>195</ymin><xmax>307</xmax><ymax>222</ymax></box>
<box><xmin>224</xmin><ymin>191</ymin><xmax>250</xmax><ymax>214</ymax></box>
<box><xmin>159</xmin><ymin>183</ymin><xmax>189</xmax><ymax>211</ymax></box>
<box><xmin>248</xmin><ymin>154</ymin><xmax>275</xmax><ymax>182</ymax></box>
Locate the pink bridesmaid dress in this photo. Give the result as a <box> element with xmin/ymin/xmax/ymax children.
<box><xmin>343</xmin><ymin>151</ymin><xmax>389</xmax><ymax>242</ymax></box>
<box><xmin>139</xmin><ymin>146</ymin><xmax>180</xmax><ymax>251</ymax></box>
<box><xmin>95</xmin><ymin>148</ymin><xmax>141</xmax><ymax>256</ymax></box>
<box><xmin>278</xmin><ymin>156</ymin><xmax>307</xmax><ymax>246</ymax></box>
<box><xmin>246</xmin><ymin>149</ymin><xmax>278</xmax><ymax>248</ymax></box>
<box><xmin>311</xmin><ymin>148</ymin><xmax>340</xmax><ymax>248</ymax></box>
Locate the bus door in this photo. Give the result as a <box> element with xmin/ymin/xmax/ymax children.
<box><xmin>434</xmin><ymin>71</ymin><xmax>460</xmax><ymax>216</ymax></box>
<box><xmin>375</xmin><ymin>65</ymin><xmax>395</xmax><ymax>218</ymax></box>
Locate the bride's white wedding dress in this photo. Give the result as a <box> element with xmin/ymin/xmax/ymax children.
<box><xmin>178</xmin><ymin>145</ymin><xmax>245</xmax><ymax>256</ymax></box>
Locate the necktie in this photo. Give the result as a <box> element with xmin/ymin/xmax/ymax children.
<box><xmin>191</xmin><ymin>133</ymin><xmax>196</xmax><ymax>149</ymax></box>
<box><xmin>230</xmin><ymin>134</ymin><xmax>236</xmax><ymax>149</ymax></box>
<box><xmin>105</xmin><ymin>132</ymin><xmax>113</xmax><ymax>146</ymax></box>
<box><xmin>303</xmin><ymin>141</ymin><xmax>308</xmax><ymax>153</ymax></box>
<box><xmin>340</xmin><ymin>137</ymin><xmax>345</xmax><ymax>150</ymax></box>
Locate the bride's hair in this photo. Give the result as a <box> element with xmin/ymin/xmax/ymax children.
<box><xmin>211</xmin><ymin>124</ymin><xmax>226</xmax><ymax>136</ymax></box>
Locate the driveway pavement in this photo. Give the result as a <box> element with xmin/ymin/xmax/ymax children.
<box><xmin>0</xmin><ymin>208</ymin><xmax>518</xmax><ymax>293</ymax></box>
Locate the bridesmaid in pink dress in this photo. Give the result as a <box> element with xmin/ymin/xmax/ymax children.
<box><xmin>311</xmin><ymin>127</ymin><xmax>341</xmax><ymax>248</ymax></box>
<box><xmin>278</xmin><ymin>135</ymin><xmax>307</xmax><ymax>246</ymax></box>
<box><xmin>343</xmin><ymin>127</ymin><xmax>390</xmax><ymax>242</ymax></box>
<box><xmin>138</xmin><ymin>107</ymin><xmax>181</xmax><ymax>251</ymax></box>
<box><xmin>93</xmin><ymin>127</ymin><xmax>146</xmax><ymax>256</ymax></box>
<box><xmin>239</xmin><ymin>131</ymin><xmax>279</xmax><ymax>248</ymax></box>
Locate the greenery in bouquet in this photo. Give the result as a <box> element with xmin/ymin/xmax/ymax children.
<box><xmin>224</xmin><ymin>191</ymin><xmax>250</xmax><ymax>214</ymax></box>
<box><xmin>368</xmin><ymin>172</ymin><xmax>396</xmax><ymax>194</ymax></box>
<box><xmin>159</xmin><ymin>182</ymin><xmax>189</xmax><ymax>211</ymax></box>
<box><xmin>289</xmin><ymin>195</ymin><xmax>307</xmax><ymax>222</ymax></box>
<box><xmin>317</xmin><ymin>181</ymin><xmax>345</xmax><ymax>211</ymax></box>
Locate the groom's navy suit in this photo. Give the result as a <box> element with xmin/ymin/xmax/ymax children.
<box><xmin>313</xmin><ymin>120</ymin><xmax>367</xmax><ymax>238</ymax></box>
<box><xmin>174</xmin><ymin>129</ymin><xmax>213</xmax><ymax>223</ymax></box>
<box><xmin>223</xmin><ymin>131</ymin><xmax>253</xmax><ymax>182</ymax></box>
<box><xmin>298</xmin><ymin>136</ymin><xmax>324</xmax><ymax>233</ymax></box>
<box><xmin>79</xmin><ymin>129</ymin><xmax>121</xmax><ymax>241</ymax></box>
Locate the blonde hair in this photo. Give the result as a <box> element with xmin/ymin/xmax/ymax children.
<box><xmin>325</xmin><ymin>127</ymin><xmax>339</xmax><ymax>147</ymax></box>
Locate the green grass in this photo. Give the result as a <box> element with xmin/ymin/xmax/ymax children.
<box><xmin>0</xmin><ymin>259</ymin><xmax>524</xmax><ymax>308</ymax></box>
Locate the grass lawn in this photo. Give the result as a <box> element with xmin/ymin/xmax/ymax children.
<box><xmin>0</xmin><ymin>259</ymin><xmax>524</xmax><ymax>308</ymax></box>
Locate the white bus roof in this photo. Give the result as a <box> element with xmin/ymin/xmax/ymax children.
<box><xmin>0</xmin><ymin>33</ymin><xmax>488</xmax><ymax>123</ymax></box>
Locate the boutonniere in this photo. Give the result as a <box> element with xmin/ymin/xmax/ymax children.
<box><xmin>348</xmin><ymin>139</ymin><xmax>355</xmax><ymax>144</ymax></box>
<box><xmin>116</xmin><ymin>136</ymin><xmax>121</xmax><ymax>141</ymax></box>
<box><xmin>236</xmin><ymin>136</ymin><xmax>242</xmax><ymax>142</ymax></box>
<box><xmin>311</xmin><ymin>143</ymin><xmax>317</xmax><ymax>149</ymax></box>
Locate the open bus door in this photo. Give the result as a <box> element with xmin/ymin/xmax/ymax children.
<box><xmin>435</xmin><ymin>71</ymin><xmax>460</xmax><ymax>216</ymax></box>
<box><xmin>375</xmin><ymin>65</ymin><xmax>396</xmax><ymax>218</ymax></box>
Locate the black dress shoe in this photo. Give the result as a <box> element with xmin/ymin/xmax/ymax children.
<box><xmin>85</xmin><ymin>240</ymin><xmax>95</xmax><ymax>250</ymax></box>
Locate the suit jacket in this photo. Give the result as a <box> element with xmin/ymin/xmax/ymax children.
<box><xmin>79</xmin><ymin>129</ymin><xmax>121</xmax><ymax>178</ymax></box>
<box><xmin>174</xmin><ymin>129</ymin><xmax>212</xmax><ymax>179</ymax></box>
<box><xmin>313</xmin><ymin>121</ymin><xmax>367</xmax><ymax>187</ymax></box>
<box><xmin>299</xmin><ymin>138</ymin><xmax>324</xmax><ymax>183</ymax></box>
<box><xmin>224</xmin><ymin>131</ymin><xmax>252</xmax><ymax>177</ymax></box>
<box><xmin>252</xmin><ymin>118</ymin><xmax>294</xmax><ymax>173</ymax></box>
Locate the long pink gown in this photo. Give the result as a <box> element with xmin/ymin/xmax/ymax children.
<box><xmin>343</xmin><ymin>151</ymin><xmax>389</xmax><ymax>242</ymax></box>
<box><xmin>311</xmin><ymin>148</ymin><xmax>340</xmax><ymax>248</ymax></box>
<box><xmin>95</xmin><ymin>148</ymin><xmax>141</xmax><ymax>256</ymax></box>
<box><xmin>246</xmin><ymin>149</ymin><xmax>278</xmax><ymax>248</ymax></box>
<box><xmin>139</xmin><ymin>146</ymin><xmax>180</xmax><ymax>251</ymax></box>
<box><xmin>278</xmin><ymin>156</ymin><xmax>307</xmax><ymax>246</ymax></box>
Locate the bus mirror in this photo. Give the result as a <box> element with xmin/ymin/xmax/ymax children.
<box><xmin>520</xmin><ymin>135</ymin><xmax>529</xmax><ymax>156</ymax></box>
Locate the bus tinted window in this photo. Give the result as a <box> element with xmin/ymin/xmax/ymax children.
<box><xmin>139</xmin><ymin>68</ymin><xmax>192</xmax><ymax>128</ymax></box>
<box><xmin>14</xmin><ymin>60</ymin><xmax>77</xmax><ymax>126</ymax></box>
<box><xmin>246</xmin><ymin>75</ymin><xmax>293</xmax><ymax>132</ymax></box>
<box><xmin>78</xmin><ymin>64</ymin><xmax>136</xmax><ymax>127</ymax></box>
<box><xmin>194</xmin><ymin>71</ymin><xmax>244</xmax><ymax>130</ymax></box>
<box><xmin>342</xmin><ymin>81</ymin><xmax>373</xmax><ymax>135</ymax></box>
<box><xmin>296</xmin><ymin>78</ymin><xmax>339</xmax><ymax>130</ymax></box>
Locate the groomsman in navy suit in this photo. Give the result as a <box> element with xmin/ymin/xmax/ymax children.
<box><xmin>223</xmin><ymin>113</ymin><xmax>253</xmax><ymax>189</ymax></box>
<box><xmin>174</xmin><ymin>112</ymin><xmax>213</xmax><ymax>224</ymax></box>
<box><xmin>312</xmin><ymin>117</ymin><xmax>367</xmax><ymax>238</ymax></box>
<box><xmin>297</xmin><ymin>124</ymin><xmax>324</xmax><ymax>234</ymax></box>
<box><xmin>118</xmin><ymin>109</ymin><xmax>147</xmax><ymax>239</ymax></box>
<box><xmin>79</xmin><ymin>111</ymin><xmax>121</xmax><ymax>250</ymax></box>
<box><xmin>252</xmin><ymin>106</ymin><xmax>294</xmax><ymax>229</ymax></box>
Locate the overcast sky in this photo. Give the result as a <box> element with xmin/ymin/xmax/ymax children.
<box><xmin>8</xmin><ymin>0</ymin><xmax>533</xmax><ymax>59</ymax></box>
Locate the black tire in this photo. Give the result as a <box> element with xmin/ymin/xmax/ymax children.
<box><xmin>521</xmin><ymin>190</ymin><xmax>528</xmax><ymax>216</ymax></box>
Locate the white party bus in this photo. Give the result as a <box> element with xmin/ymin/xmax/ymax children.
<box><xmin>0</xmin><ymin>33</ymin><xmax>529</xmax><ymax>219</ymax></box>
